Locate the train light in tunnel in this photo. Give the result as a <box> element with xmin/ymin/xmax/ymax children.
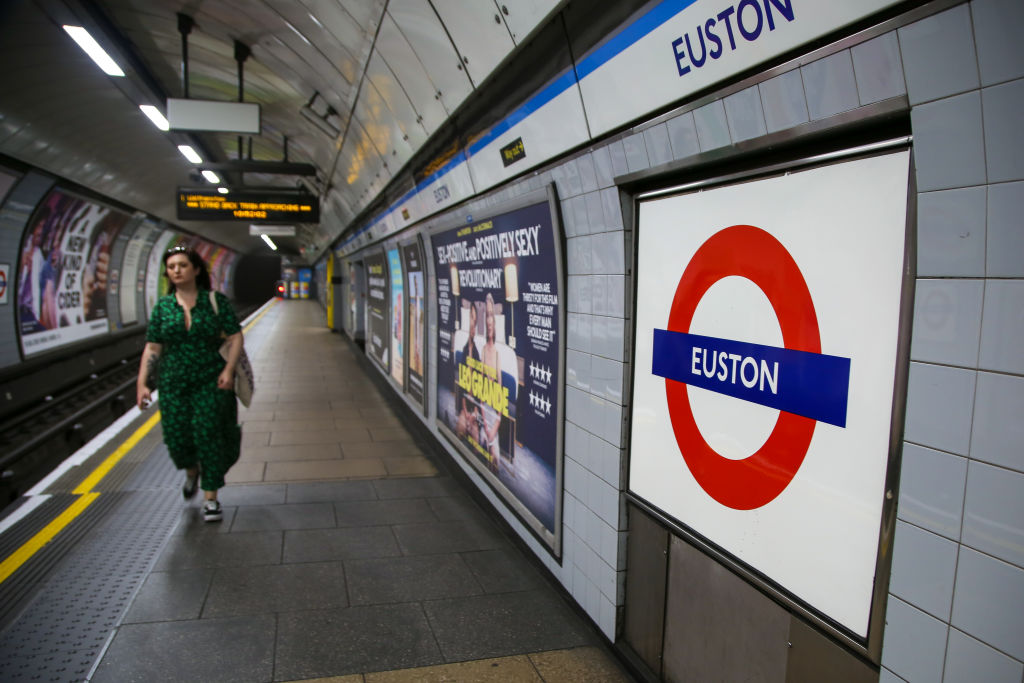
<box><xmin>261</xmin><ymin>234</ymin><xmax>278</xmax><ymax>251</ymax></box>
<box><xmin>139</xmin><ymin>105</ymin><xmax>169</xmax><ymax>131</ymax></box>
<box><xmin>201</xmin><ymin>170</ymin><xmax>221</xmax><ymax>184</ymax></box>
<box><xmin>177</xmin><ymin>145</ymin><xmax>202</xmax><ymax>164</ymax></box>
<box><xmin>62</xmin><ymin>26</ymin><xmax>124</xmax><ymax>77</ymax></box>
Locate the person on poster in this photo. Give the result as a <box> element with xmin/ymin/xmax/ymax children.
<box><xmin>455</xmin><ymin>299</ymin><xmax>480</xmax><ymax>438</ymax></box>
<box><xmin>478</xmin><ymin>292</ymin><xmax>504</xmax><ymax>464</ymax></box>
<box><xmin>82</xmin><ymin>215</ymin><xmax>115</xmax><ymax>319</ymax></box>
<box><xmin>410</xmin><ymin>275</ymin><xmax>423</xmax><ymax>375</ymax></box>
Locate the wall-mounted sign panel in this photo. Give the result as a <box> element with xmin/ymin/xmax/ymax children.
<box><xmin>17</xmin><ymin>189</ymin><xmax>131</xmax><ymax>356</ymax></box>
<box><xmin>629</xmin><ymin>150</ymin><xmax>911</xmax><ymax>638</ymax></box>
<box><xmin>364</xmin><ymin>250</ymin><xmax>390</xmax><ymax>370</ymax></box>
<box><xmin>578</xmin><ymin>0</ymin><xmax>902</xmax><ymax>136</ymax></box>
<box><xmin>177</xmin><ymin>189</ymin><xmax>319</xmax><ymax>224</ymax></box>
<box><xmin>167</xmin><ymin>98</ymin><xmax>260</xmax><ymax>134</ymax></box>
<box><xmin>432</xmin><ymin>187</ymin><xmax>565</xmax><ymax>554</ymax></box>
<box><xmin>250</xmin><ymin>224</ymin><xmax>296</xmax><ymax>236</ymax></box>
<box><xmin>402</xmin><ymin>239</ymin><xmax>428</xmax><ymax>412</ymax></box>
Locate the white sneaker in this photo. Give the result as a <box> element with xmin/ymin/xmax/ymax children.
<box><xmin>203</xmin><ymin>500</ymin><xmax>223</xmax><ymax>522</ymax></box>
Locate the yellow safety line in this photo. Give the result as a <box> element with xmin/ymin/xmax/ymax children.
<box><xmin>0</xmin><ymin>300</ymin><xmax>276</xmax><ymax>586</ymax></box>
<box><xmin>72</xmin><ymin>412</ymin><xmax>162</xmax><ymax>495</ymax></box>
<box><xmin>0</xmin><ymin>492</ymin><xmax>100</xmax><ymax>583</ymax></box>
<box><xmin>243</xmin><ymin>298</ymin><xmax>276</xmax><ymax>334</ymax></box>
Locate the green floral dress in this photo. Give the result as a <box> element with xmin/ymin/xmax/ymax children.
<box><xmin>147</xmin><ymin>289</ymin><xmax>241</xmax><ymax>490</ymax></box>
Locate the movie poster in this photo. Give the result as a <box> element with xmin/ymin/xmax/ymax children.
<box><xmin>402</xmin><ymin>240</ymin><xmax>427</xmax><ymax>410</ymax></box>
<box><xmin>17</xmin><ymin>189</ymin><xmax>131</xmax><ymax>356</ymax></box>
<box><xmin>364</xmin><ymin>250</ymin><xmax>389</xmax><ymax>370</ymax></box>
<box><xmin>432</xmin><ymin>192</ymin><xmax>563</xmax><ymax>551</ymax></box>
<box><xmin>387</xmin><ymin>248</ymin><xmax>404</xmax><ymax>386</ymax></box>
<box><xmin>348</xmin><ymin>261</ymin><xmax>358</xmax><ymax>335</ymax></box>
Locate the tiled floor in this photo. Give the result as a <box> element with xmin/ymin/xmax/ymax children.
<box><xmin>90</xmin><ymin>300</ymin><xmax>632</xmax><ymax>682</ymax></box>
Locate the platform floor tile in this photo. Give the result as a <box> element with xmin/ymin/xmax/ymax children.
<box><xmin>91</xmin><ymin>614</ymin><xmax>276</xmax><ymax>683</ymax></box>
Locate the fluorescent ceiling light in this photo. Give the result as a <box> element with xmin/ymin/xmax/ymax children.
<box><xmin>201</xmin><ymin>170</ymin><xmax>221</xmax><ymax>184</ymax></box>
<box><xmin>177</xmin><ymin>145</ymin><xmax>202</xmax><ymax>163</ymax></box>
<box><xmin>217</xmin><ymin>187</ymin><xmax>229</xmax><ymax>194</ymax></box>
<box><xmin>62</xmin><ymin>26</ymin><xmax>124</xmax><ymax>77</ymax></box>
<box><xmin>139</xmin><ymin>105</ymin><xmax>169</xmax><ymax>131</ymax></box>
<box><xmin>261</xmin><ymin>234</ymin><xmax>278</xmax><ymax>251</ymax></box>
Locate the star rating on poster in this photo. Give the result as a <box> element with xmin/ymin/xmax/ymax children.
<box><xmin>529</xmin><ymin>391</ymin><xmax>552</xmax><ymax>415</ymax></box>
<box><xmin>528</xmin><ymin>362</ymin><xmax>552</xmax><ymax>384</ymax></box>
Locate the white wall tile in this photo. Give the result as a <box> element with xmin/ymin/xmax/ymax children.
<box><xmin>590</xmin><ymin>231</ymin><xmax>624</xmax><ymax>276</ymax></box>
<box><xmin>600</xmin><ymin>187</ymin><xmax>624</xmax><ymax>231</ymax></box>
<box><xmin>667</xmin><ymin>111</ymin><xmax>699</xmax><ymax>159</ymax></box>
<box><xmin>982</xmin><ymin>79</ymin><xmax>1024</xmax><ymax>182</ymax></box>
<box><xmin>889</xmin><ymin>521</ymin><xmax>959</xmax><ymax>619</ymax></box>
<box><xmin>565</xmin><ymin>386</ymin><xmax>588</xmax><ymax>436</ymax></box>
<box><xmin>899</xmin><ymin>4</ymin><xmax>980</xmax><ymax>104</ymax></box>
<box><xmin>972</xmin><ymin>0</ymin><xmax>1024</xmax><ymax>87</ymax></box>
<box><xmin>577</xmin><ymin>152</ymin><xmax>599</xmax><ymax>194</ymax></box>
<box><xmin>724</xmin><ymin>85</ymin><xmax>767</xmax><ymax>142</ymax></box>
<box><xmin>851</xmin><ymin>31</ymin><xmax>906</xmax><ymax>105</ymax></box>
<box><xmin>693</xmin><ymin>99</ymin><xmax>731</xmax><ymax>150</ymax></box>
<box><xmin>758</xmin><ymin>69</ymin><xmax>808</xmax><ymax>133</ymax></box>
<box><xmin>979</xmin><ymin>280</ymin><xmax>1024</xmax><ymax>374</ymax></box>
<box><xmin>986</xmin><ymin>181</ymin><xmax>1024</xmax><ymax>277</ymax></box>
<box><xmin>561</xmin><ymin>157</ymin><xmax>583</xmax><ymax>198</ymax></box>
<box><xmin>897</xmin><ymin>443</ymin><xmax>967</xmax><ymax>540</ymax></box>
<box><xmin>590</xmin><ymin>355</ymin><xmax>624</xmax><ymax>404</ymax></box>
<box><xmin>881</xmin><ymin>596</ymin><xmax>949</xmax><ymax>682</ymax></box>
<box><xmin>944</xmin><ymin>628</ymin><xmax>1024</xmax><ymax>683</ymax></box>
<box><xmin>970</xmin><ymin>371</ymin><xmax>1024</xmax><ymax>473</ymax></box>
<box><xmin>598</xmin><ymin>593</ymin><xmax>617</xmax><ymax>640</ymax></box>
<box><xmin>904</xmin><ymin>362</ymin><xmax>977</xmax><ymax>456</ymax></box>
<box><xmin>585</xmin><ymin>190</ymin><xmax>607</xmax><ymax>234</ymax></box>
<box><xmin>911</xmin><ymin>279</ymin><xmax>984</xmax><ymax>365</ymax></box>
<box><xmin>643</xmin><ymin>122</ymin><xmax>673</xmax><ymax>167</ymax></box>
<box><xmin>566</xmin><ymin>348</ymin><xmax>592</xmax><ymax>393</ymax></box>
<box><xmin>591</xmin><ymin>144</ymin><xmax>615</xmax><ymax>189</ymax></box>
<box><xmin>622</xmin><ymin>132</ymin><xmax>650</xmax><ymax>173</ymax></box>
<box><xmin>607</xmin><ymin>139</ymin><xmax>629</xmax><ymax>178</ymax></box>
<box><xmin>951</xmin><ymin>547</ymin><xmax>1024</xmax><ymax>660</ymax></box>
<box><xmin>567</xmin><ymin>275</ymin><xmax>592</xmax><ymax>314</ymax></box>
<box><xmin>801</xmin><ymin>50</ymin><xmax>860</xmax><ymax>119</ymax></box>
<box><xmin>910</xmin><ymin>91</ymin><xmax>987</xmax><ymax>192</ymax></box>
<box><xmin>962</xmin><ymin>461</ymin><xmax>1024</xmax><ymax>568</ymax></box>
<box><xmin>917</xmin><ymin>187</ymin><xmax>987</xmax><ymax>277</ymax></box>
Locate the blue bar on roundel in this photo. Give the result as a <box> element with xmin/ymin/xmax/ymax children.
<box><xmin>652</xmin><ymin>329</ymin><xmax>851</xmax><ymax>428</ymax></box>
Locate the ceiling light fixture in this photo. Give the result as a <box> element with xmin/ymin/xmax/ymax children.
<box><xmin>177</xmin><ymin>145</ymin><xmax>202</xmax><ymax>163</ymax></box>
<box><xmin>217</xmin><ymin>187</ymin><xmax>229</xmax><ymax>194</ymax></box>
<box><xmin>139</xmin><ymin>105</ymin><xmax>169</xmax><ymax>130</ymax></box>
<box><xmin>201</xmin><ymin>170</ymin><xmax>221</xmax><ymax>184</ymax></box>
<box><xmin>62</xmin><ymin>26</ymin><xmax>125</xmax><ymax>76</ymax></box>
<box><xmin>261</xmin><ymin>234</ymin><xmax>278</xmax><ymax>251</ymax></box>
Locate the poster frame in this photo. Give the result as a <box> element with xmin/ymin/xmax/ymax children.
<box><xmin>401</xmin><ymin>235</ymin><xmax>429</xmax><ymax>415</ymax></box>
<box><xmin>428</xmin><ymin>183</ymin><xmax>566</xmax><ymax>559</ymax></box>
<box><xmin>15</xmin><ymin>186</ymin><xmax>132</xmax><ymax>357</ymax></box>
<box><xmin>623</xmin><ymin>138</ymin><xmax>916</xmax><ymax>661</ymax></box>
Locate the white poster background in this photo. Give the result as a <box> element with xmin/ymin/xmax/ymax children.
<box><xmin>144</xmin><ymin>230</ymin><xmax>178</xmax><ymax>319</ymax></box>
<box><xmin>630</xmin><ymin>151</ymin><xmax>910</xmax><ymax>637</ymax></box>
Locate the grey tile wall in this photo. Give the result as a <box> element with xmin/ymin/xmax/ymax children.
<box><xmin>887</xmin><ymin>4</ymin><xmax>1024</xmax><ymax>679</ymax></box>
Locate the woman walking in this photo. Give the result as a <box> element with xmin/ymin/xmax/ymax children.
<box><xmin>136</xmin><ymin>246</ymin><xmax>243</xmax><ymax>522</ymax></box>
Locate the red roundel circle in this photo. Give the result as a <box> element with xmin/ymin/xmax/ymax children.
<box><xmin>665</xmin><ymin>225</ymin><xmax>820</xmax><ymax>510</ymax></box>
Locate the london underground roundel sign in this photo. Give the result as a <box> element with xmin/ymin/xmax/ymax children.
<box><xmin>651</xmin><ymin>225</ymin><xmax>851</xmax><ymax>510</ymax></box>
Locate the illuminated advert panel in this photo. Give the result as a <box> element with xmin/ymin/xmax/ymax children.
<box><xmin>387</xmin><ymin>247</ymin><xmax>405</xmax><ymax>387</ymax></box>
<box><xmin>177</xmin><ymin>189</ymin><xmax>319</xmax><ymax>223</ymax></box>
<box><xmin>17</xmin><ymin>189</ymin><xmax>131</xmax><ymax>356</ymax></box>
<box><xmin>402</xmin><ymin>239</ymin><xmax>428</xmax><ymax>412</ymax></box>
<box><xmin>364</xmin><ymin>250</ymin><xmax>390</xmax><ymax>371</ymax></box>
<box><xmin>629</xmin><ymin>151</ymin><xmax>910</xmax><ymax>639</ymax></box>
<box><xmin>432</xmin><ymin>187</ymin><xmax>565</xmax><ymax>554</ymax></box>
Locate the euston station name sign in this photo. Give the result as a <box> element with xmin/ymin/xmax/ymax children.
<box><xmin>177</xmin><ymin>189</ymin><xmax>319</xmax><ymax>223</ymax></box>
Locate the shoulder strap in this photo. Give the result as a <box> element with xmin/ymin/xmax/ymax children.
<box><xmin>209</xmin><ymin>290</ymin><xmax>218</xmax><ymax>314</ymax></box>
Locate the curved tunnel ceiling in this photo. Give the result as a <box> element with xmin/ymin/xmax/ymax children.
<box><xmin>0</xmin><ymin>0</ymin><xmax>563</xmax><ymax>257</ymax></box>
